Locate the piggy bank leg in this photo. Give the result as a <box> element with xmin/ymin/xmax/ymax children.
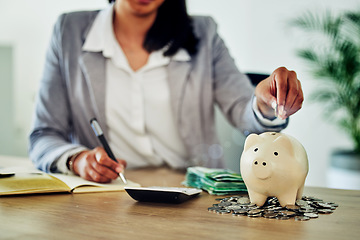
<box><xmin>247</xmin><ymin>190</ymin><xmax>268</xmax><ymax>206</ymax></box>
<box><xmin>296</xmin><ymin>184</ymin><xmax>305</xmax><ymax>200</ymax></box>
<box><xmin>277</xmin><ymin>189</ymin><xmax>298</xmax><ymax>207</ymax></box>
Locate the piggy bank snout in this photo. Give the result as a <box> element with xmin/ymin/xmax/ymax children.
<box><xmin>252</xmin><ymin>158</ymin><xmax>272</xmax><ymax>180</ymax></box>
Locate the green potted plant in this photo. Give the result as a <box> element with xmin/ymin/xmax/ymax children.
<box><xmin>292</xmin><ymin>10</ymin><xmax>360</xmax><ymax>189</ymax></box>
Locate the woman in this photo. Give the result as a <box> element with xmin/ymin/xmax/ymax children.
<box><xmin>29</xmin><ymin>0</ymin><xmax>303</xmax><ymax>183</ymax></box>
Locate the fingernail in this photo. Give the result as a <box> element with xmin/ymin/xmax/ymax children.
<box><xmin>278</xmin><ymin>105</ymin><xmax>284</xmax><ymax>116</ymax></box>
<box><xmin>278</xmin><ymin>105</ymin><xmax>287</xmax><ymax>119</ymax></box>
<box><xmin>271</xmin><ymin>100</ymin><xmax>277</xmax><ymax>110</ymax></box>
<box><xmin>95</xmin><ymin>153</ymin><xmax>101</xmax><ymax>162</ymax></box>
<box><xmin>116</xmin><ymin>166</ymin><xmax>123</xmax><ymax>173</ymax></box>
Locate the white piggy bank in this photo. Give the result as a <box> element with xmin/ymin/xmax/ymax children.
<box><xmin>240</xmin><ymin>132</ymin><xmax>308</xmax><ymax>207</ymax></box>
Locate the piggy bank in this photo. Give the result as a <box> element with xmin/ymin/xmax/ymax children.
<box><xmin>240</xmin><ymin>132</ymin><xmax>308</xmax><ymax>207</ymax></box>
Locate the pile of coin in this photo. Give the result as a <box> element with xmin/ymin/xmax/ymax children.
<box><xmin>208</xmin><ymin>195</ymin><xmax>338</xmax><ymax>221</ymax></box>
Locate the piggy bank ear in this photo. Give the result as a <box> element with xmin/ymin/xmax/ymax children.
<box><xmin>244</xmin><ymin>134</ymin><xmax>261</xmax><ymax>151</ymax></box>
<box><xmin>274</xmin><ymin>135</ymin><xmax>294</xmax><ymax>155</ymax></box>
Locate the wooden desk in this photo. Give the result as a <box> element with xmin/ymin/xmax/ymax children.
<box><xmin>1</xmin><ymin>156</ymin><xmax>360</xmax><ymax>240</ymax></box>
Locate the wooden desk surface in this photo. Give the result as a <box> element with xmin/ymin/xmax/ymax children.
<box><xmin>1</xmin><ymin>156</ymin><xmax>360</xmax><ymax>240</ymax></box>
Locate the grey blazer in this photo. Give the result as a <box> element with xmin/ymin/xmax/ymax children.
<box><xmin>29</xmin><ymin>10</ymin><xmax>287</xmax><ymax>172</ymax></box>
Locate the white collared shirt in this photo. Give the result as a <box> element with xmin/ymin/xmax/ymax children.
<box><xmin>83</xmin><ymin>4</ymin><xmax>189</xmax><ymax>169</ymax></box>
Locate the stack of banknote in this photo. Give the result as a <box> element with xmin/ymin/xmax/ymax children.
<box><xmin>183</xmin><ymin>167</ymin><xmax>247</xmax><ymax>195</ymax></box>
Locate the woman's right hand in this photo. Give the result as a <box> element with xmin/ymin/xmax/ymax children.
<box><xmin>72</xmin><ymin>147</ymin><xmax>127</xmax><ymax>183</ymax></box>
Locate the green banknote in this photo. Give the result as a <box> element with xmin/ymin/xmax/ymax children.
<box><xmin>183</xmin><ymin>167</ymin><xmax>247</xmax><ymax>195</ymax></box>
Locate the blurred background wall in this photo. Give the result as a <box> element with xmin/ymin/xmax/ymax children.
<box><xmin>0</xmin><ymin>0</ymin><xmax>359</xmax><ymax>188</ymax></box>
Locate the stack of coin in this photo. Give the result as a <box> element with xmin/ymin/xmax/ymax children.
<box><xmin>208</xmin><ymin>196</ymin><xmax>338</xmax><ymax>221</ymax></box>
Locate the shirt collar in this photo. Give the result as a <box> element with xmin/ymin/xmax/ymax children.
<box><xmin>82</xmin><ymin>4</ymin><xmax>191</xmax><ymax>66</ymax></box>
<box><xmin>82</xmin><ymin>4</ymin><xmax>114</xmax><ymax>55</ymax></box>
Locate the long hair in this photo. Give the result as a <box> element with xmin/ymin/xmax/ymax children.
<box><xmin>108</xmin><ymin>0</ymin><xmax>198</xmax><ymax>56</ymax></box>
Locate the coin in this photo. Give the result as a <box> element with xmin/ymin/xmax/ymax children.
<box><xmin>218</xmin><ymin>202</ymin><xmax>232</xmax><ymax>207</ymax></box>
<box><xmin>248</xmin><ymin>209</ymin><xmax>264</xmax><ymax>215</ymax></box>
<box><xmin>304</xmin><ymin>213</ymin><xmax>318</xmax><ymax>218</ymax></box>
<box><xmin>225</xmin><ymin>205</ymin><xmax>243</xmax><ymax>211</ymax></box>
<box><xmin>327</xmin><ymin>202</ymin><xmax>339</xmax><ymax>208</ymax></box>
<box><xmin>316</xmin><ymin>202</ymin><xmax>333</xmax><ymax>209</ymax></box>
<box><xmin>285</xmin><ymin>205</ymin><xmax>301</xmax><ymax>211</ymax></box>
<box><xmin>233</xmin><ymin>209</ymin><xmax>248</xmax><ymax>215</ymax></box>
<box><xmin>295</xmin><ymin>199</ymin><xmax>309</xmax><ymax>207</ymax></box>
<box><xmin>299</xmin><ymin>207</ymin><xmax>316</xmax><ymax>213</ymax></box>
<box><xmin>208</xmin><ymin>207</ymin><xmax>219</xmax><ymax>212</ymax></box>
<box><xmin>278</xmin><ymin>210</ymin><xmax>296</xmax><ymax>217</ymax></box>
<box><xmin>317</xmin><ymin>209</ymin><xmax>333</xmax><ymax>214</ymax></box>
<box><xmin>237</xmin><ymin>197</ymin><xmax>251</xmax><ymax>205</ymax></box>
<box><xmin>208</xmin><ymin>195</ymin><xmax>338</xmax><ymax>221</ymax></box>
<box><xmin>295</xmin><ymin>216</ymin><xmax>310</xmax><ymax>221</ymax></box>
<box><xmin>263</xmin><ymin>212</ymin><xmax>278</xmax><ymax>218</ymax></box>
<box><xmin>216</xmin><ymin>209</ymin><xmax>231</xmax><ymax>214</ymax></box>
<box><xmin>248</xmin><ymin>213</ymin><xmax>262</xmax><ymax>218</ymax></box>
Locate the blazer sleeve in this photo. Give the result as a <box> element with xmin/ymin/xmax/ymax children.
<box><xmin>29</xmin><ymin>14</ymin><xmax>85</xmax><ymax>172</ymax></box>
<box><xmin>205</xmin><ymin>17</ymin><xmax>288</xmax><ymax>134</ymax></box>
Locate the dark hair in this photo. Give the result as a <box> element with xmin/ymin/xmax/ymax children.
<box><xmin>108</xmin><ymin>0</ymin><xmax>198</xmax><ymax>56</ymax></box>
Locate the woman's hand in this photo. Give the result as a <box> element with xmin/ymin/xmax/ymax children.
<box><xmin>255</xmin><ymin>66</ymin><xmax>304</xmax><ymax>120</ymax></box>
<box><xmin>72</xmin><ymin>147</ymin><xmax>127</xmax><ymax>183</ymax></box>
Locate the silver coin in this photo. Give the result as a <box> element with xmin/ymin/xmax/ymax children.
<box><xmin>295</xmin><ymin>216</ymin><xmax>310</xmax><ymax>221</ymax></box>
<box><xmin>248</xmin><ymin>209</ymin><xmax>264</xmax><ymax>215</ymax></box>
<box><xmin>263</xmin><ymin>209</ymin><xmax>276</xmax><ymax>214</ymax></box>
<box><xmin>248</xmin><ymin>213</ymin><xmax>262</xmax><ymax>218</ymax></box>
<box><xmin>263</xmin><ymin>212</ymin><xmax>278</xmax><ymax>218</ymax></box>
<box><xmin>318</xmin><ymin>209</ymin><xmax>333</xmax><ymax>214</ymax></box>
<box><xmin>316</xmin><ymin>202</ymin><xmax>333</xmax><ymax>209</ymax></box>
<box><xmin>278</xmin><ymin>210</ymin><xmax>296</xmax><ymax>217</ymax></box>
<box><xmin>296</xmin><ymin>199</ymin><xmax>310</xmax><ymax>208</ymax></box>
<box><xmin>304</xmin><ymin>213</ymin><xmax>318</xmax><ymax>218</ymax></box>
<box><xmin>233</xmin><ymin>209</ymin><xmax>248</xmax><ymax>215</ymax></box>
<box><xmin>218</xmin><ymin>202</ymin><xmax>232</xmax><ymax>207</ymax></box>
<box><xmin>327</xmin><ymin>202</ymin><xmax>339</xmax><ymax>208</ymax></box>
<box><xmin>225</xmin><ymin>205</ymin><xmax>243</xmax><ymax>211</ymax></box>
<box><xmin>237</xmin><ymin>197</ymin><xmax>250</xmax><ymax>205</ymax></box>
<box><xmin>216</xmin><ymin>209</ymin><xmax>231</xmax><ymax>214</ymax></box>
<box><xmin>285</xmin><ymin>205</ymin><xmax>300</xmax><ymax>211</ymax></box>
<box><xmin>208</xmin><ymin>206</ymin><xmax>221</xmax><ymax>212</ymax></box>
<box><xmin>271</xmin><ymin>206</ymin><xmax>283</xmax><ymax>211</ymax></box>
<box><xmin>299</xmin><ymin>207</ymin><xmax>316</xmax><ymax>213</ymax></box>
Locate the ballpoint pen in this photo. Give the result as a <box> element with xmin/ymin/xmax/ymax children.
<box><xmin>90</xmin><ymin>118</ymin><xmax>127</xmax><ymax>184</ymax></box>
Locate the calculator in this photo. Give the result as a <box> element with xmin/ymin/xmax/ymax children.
<box><xmin>124</xmin><ymin>186</ymin><xmax>202</xmax><ymax>203</ymax></box>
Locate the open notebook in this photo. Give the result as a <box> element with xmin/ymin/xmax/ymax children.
<box><xmin>0</xmin><ymin>166</ymin><xmax>140</xmax><ymax>196</ymax></box>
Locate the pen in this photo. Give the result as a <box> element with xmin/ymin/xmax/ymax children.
<box><xmin>90</xmin><ymin>118</ymin><xmax>127</xmax><ymax>184</ymax></box>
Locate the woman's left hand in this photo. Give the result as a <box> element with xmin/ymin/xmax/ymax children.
<box><xmin>255</xmin><ymin>66</ymin><xmax>304</xmax><ymax>120</ymax></box>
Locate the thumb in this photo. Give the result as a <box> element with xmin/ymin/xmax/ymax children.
<box><xmin>257</xmin><ymin>87</ymin><xmax>277</xmax><ymax>110</ymax></box>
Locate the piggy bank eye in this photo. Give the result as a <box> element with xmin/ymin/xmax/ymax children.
<box><xmin>274</xmin><ymin>152</ymin><xmax>279</xmax><ymax>156</ymax></box>
<box><xmin>254</xmin><ymin>148</ymin><xmax>258</xmax><ymax>152</ymax></box>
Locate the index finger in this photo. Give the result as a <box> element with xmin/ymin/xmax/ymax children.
<box><xmin>274</xmin><ymin>67</ymin><xmax>289</xmax><ymax>108</ymax></box>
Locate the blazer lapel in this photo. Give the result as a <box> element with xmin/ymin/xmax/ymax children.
<box><xmin>79</xmin><ymin>51</ymin><xmax>108</xmax><ymax>134</ymax></box>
